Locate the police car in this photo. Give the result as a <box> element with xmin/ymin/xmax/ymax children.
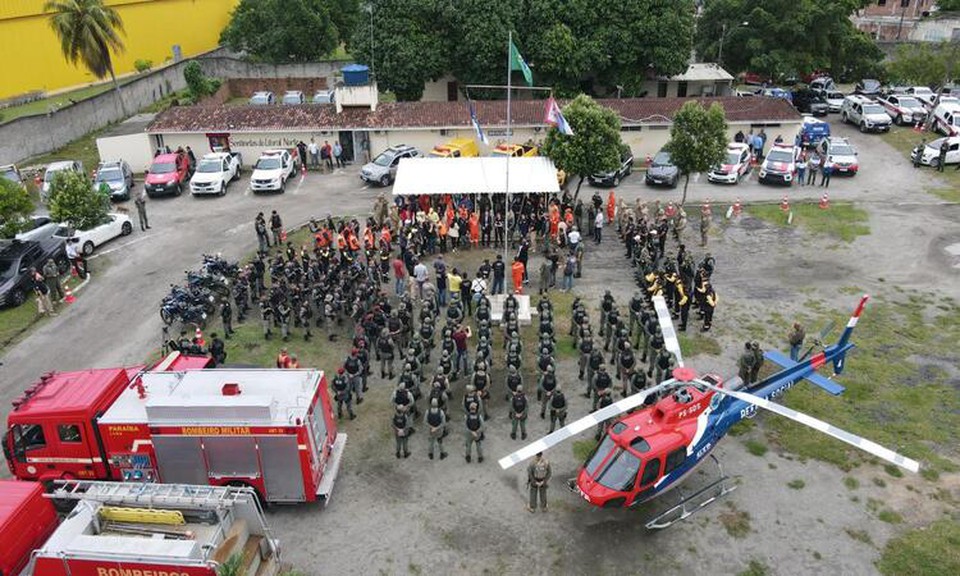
<box><xmin>758</xmin><ymin>144</ymin><xmax>798</xmax><ymax>186</ymax></box>
<box><xmin>818</xmin><ymin>137</ymin><xmax>859</xmax><ymax>176</ymax></box>
<box><xmin>707</xmin><ymin>143</ymin><xmax>752</xmax><ymax>185</ymax></box>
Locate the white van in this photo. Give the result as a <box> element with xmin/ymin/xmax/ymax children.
<box><xmin>930</xmin><ymin>102</ymin><xmax>960</xmax><ymax>137</ymax></box>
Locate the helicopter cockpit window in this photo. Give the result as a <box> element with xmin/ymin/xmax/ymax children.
<box><xmin>585</xmin><ymin>436</ymin><xmax>616</xmax><ymax>477</ymax></box>
<box><xmin>664</xmin><ymin>447</ymin><xmax>688</xmax><ymax>475</ymax></box>
<box><xmin>630</xmin><ymin>437</ymin><xmax>651</xmax><ymax>453</ymax></box>
<box><xmin>597</xmin><ymin>449</ymin><xmax>642</xmax><ymax>492</ymax></box>
<box><xmin>611</xmin><ymin>422</ymin><xmax>628</xmax><ymax>434</ymax></box>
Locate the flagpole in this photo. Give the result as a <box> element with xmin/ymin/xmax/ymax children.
<box><xmin>504</xmin><ymin>31</ymin><xmax>512</xmax><ymax>265</ymax></box>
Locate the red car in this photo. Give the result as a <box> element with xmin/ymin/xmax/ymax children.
<box><xmin>144</xmin><ymin>152</ymin><xmax>191</xmax><ymax>197</ymax></box>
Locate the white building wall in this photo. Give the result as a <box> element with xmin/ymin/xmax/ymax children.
<box><xmin>96</xmin><ymin>132</ymin><xmax>155</xmax><ymax>172</ymax></box>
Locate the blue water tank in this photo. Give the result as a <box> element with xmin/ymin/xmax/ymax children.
<box><xmin>342</xmin><ymin>64</ymin><xmax>370</xmax><ymax>86</ymax></box>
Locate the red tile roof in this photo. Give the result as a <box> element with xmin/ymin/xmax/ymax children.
<box><xmin>148</xmin><ymin>96</ymin><xmax>801</xmax><ymax>134</ymax></box>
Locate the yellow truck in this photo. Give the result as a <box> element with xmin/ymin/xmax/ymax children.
<box><xmin>491</xmin><ymin>143</ymin><xmax>539</xmax><ymax>157</ymax></box>
<box><xmin>429</xmin><ymin>138</ymin><xmax>480</xmax><ymax>158</ymax></box>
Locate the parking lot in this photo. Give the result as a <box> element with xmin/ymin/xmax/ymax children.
<box><xmin>2</xmin><ymin>115</ymin><xmax>959</xmax><ymax>575</ymax></box>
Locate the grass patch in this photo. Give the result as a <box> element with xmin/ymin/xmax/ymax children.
<box><xmin>572</xmin><ymin>439</ymin><xmax>598</xmax><ymax>462</ymax></box>
<box><xmin>764</xmin><ymin>295</ymin><xmax>960</xmax><ymax>476</ymax></box>
<box><xmin>678</xmin><ymin>332</ymin><xmax>722</xmax><ymax>357</ymax></box>
<box><xmin>747</xmin><ymin>202</ymin><xmax>870</xmax><ymax>242</ymax></box>
<box><xmin>846</xmin><ymin>528</ymin><xmax>874</xmax><ymax>545</ymax></box>
<box><xmin>787</xmin><ymin>479</ymin><xmax>806</xmax><ymax>490</ymax></box>
<box><xmin>719</xmin><ymin>503</ymin><xmax>751</xmax><ymax>538</ymax></box>
<box><xmin>877</xmin><ymin>520</ymin><xmax>960</xmax><ymax>576</ymax></box>
<box><xmin>878</xmin><ymin>509</ymin><xmax>904</xmax><ymax>524</ymax></box>
<box><xmin>844</xmin><ymin>476</ymin><xmax>860</xmax><ymax>490</ymax></box>
<box><xmin>884</xmin><ymin>464</ymin><xmax>905</xmax><ymax>478</ymax></box>
<box><xmin>921</xmin><ymin>468</ymin><xmax>940</xmax><ymax>482</ymax></box>
<box><xmin>881</xmin><ymin>127</ymin><xmax>960</xmax><ymax>201</ymax></box>
<box><xmin>743</xmin><ymin>439</ymin><xmax>768</xmax><ymax>457</ymax></box>
<box><xmin>737</xmin><ymin>560</ymin><xmax>769</xmax><ymax>576</ymax></box>
<box><xmin>873</xmin><ymin>477</ymin><xmax>887</xmax><ymax>488</ymax></box>
<box><xmin>26</xmin><ymin>126</ymin><xmax>108</xmax><ymax>174</ymax></box>
<box><xmin>0</xmin><ymin>274</ymin><xmax>86</xmax><ymax>353</ymax></box>
<box><xmin>728</xmin><ymin>419</ymin><xmax>755</xmax><ymax>437</ymax></box>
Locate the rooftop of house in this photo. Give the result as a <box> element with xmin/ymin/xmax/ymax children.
<box><xmin>147</xmin><ymin>96</ymin><xmax>801</xmax><ymax>133</ymax></box>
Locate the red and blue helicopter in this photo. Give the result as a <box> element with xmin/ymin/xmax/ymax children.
<box><xmin>499</xmin><ymin>295</ymin><xmax>919</xmax><ymax>528</ymax></box>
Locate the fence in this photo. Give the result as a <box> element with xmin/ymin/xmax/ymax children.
<box><xmin>0</xmin><ymin>51</ymin><xmax>350</xmax><ymax>166</ymax></box>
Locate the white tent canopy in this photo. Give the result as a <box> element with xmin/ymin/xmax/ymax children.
<box><xmin>391</xmin><ymin>157</ymin><xmax>561</xmax><ymax>196</ymax></box>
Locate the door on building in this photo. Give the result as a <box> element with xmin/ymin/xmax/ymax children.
<box><xmin>206</xmin><ymin>133</ymin><xmax>231</xmax><ymax>152</ymax></box>
<box><xmin>338</xmin><ymin>132</ymin><xmax>355</xmax><ymax>165</ymax></box>
<box><xmin>353</xmin><ymin>131</ymin><xmax>371</xmax><ymax>164</ymax></box>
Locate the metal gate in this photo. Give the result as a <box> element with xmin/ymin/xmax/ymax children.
<box><xmin>258</xmin><ymin>436</ymin><xmax>305</xmax><ymax>502</ymax></box>
<box><xmin>152</xmin><ymin>436</ymin><xmax>207</xmax><ymax>485</ymax></box>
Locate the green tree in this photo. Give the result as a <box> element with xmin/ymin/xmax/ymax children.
<box><xmin>887</xmin><ymin>42</ymin><xmax>960</xmax><ymax>88</ymax></box>
<box><xmin>44</xmin><ymin>0</ymin><xmax>128</xmax><ymax>116</ymax></box>
<box><xmin>444</xmin><ymin>0</ymin><xmax>520</xmax><ymax>90</ymax></box>
<box><xmin>220</xmin><ymin>0</ymin><xmax>353</xmax><ymax>63</ymax></box>
<box><xmin>183</xmin><ymin>61</ymin><xmax>221</xmax><ymax>103</ymax></box>
<box><xmin>48</xmin><ymin>171</ymin><xmax>110</xmax><ymax>232</ymax></box>
<box><xmin>938</xmin><ymin>0</ymin><xmax>960</xmax><ymax>11</ymax></box>
<box><xmin>541</xmin><ymin>95</ymin><xmax>622</xmax><ymax>199</ymax></box>
<box><xmin>0</xmin><ymin>179</ymin><xmax>35</xmax><ymax>239</ymax></box>
<box><xmin>664</xmin><ymin>101</ymin><xmax>728</xmax><ymax>206</ymax></box>
<box><xmin>695</xmin><ymin>0</ymin><xmax>882</xmax><ymax>82</ymax></box>
<box><xmin>348</xmin><ymin>0</ymin><xmax>448</xmax><ymax>101</ymax></box>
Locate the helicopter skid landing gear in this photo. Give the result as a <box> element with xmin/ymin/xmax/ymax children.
<box><xmin>644</xmin><ymin>455</ymin><xmax>737</xmax><ymax>530</ymax></box>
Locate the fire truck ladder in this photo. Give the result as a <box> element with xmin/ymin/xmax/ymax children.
<box><xmin>49</xmin><ymin>480</ymin><xmax>282</xmax><ymax>563</ymax></box>
<box><xmin>50</xmin><ymin>480</ymin><xmax>249</xmax><ymax>509</ymax></box>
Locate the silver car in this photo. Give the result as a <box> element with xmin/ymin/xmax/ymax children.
<box><xmin>95</xmin><ymin>160</ymin><xmax>135</xmax><ymax>200</ymax></box>
<box><xmin>360</xmin><ymin>145</ymin><xmax>421</xmax><ymax>187</ymax></box>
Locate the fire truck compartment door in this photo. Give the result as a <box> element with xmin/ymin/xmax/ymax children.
<box><xmin>152</xmin><ymin>436</ymin><xmax>208</xmax><ymax>485</ymax></box>
<box><xmin>204</xmin><ymin>437</ymin><xmax>260</xmax><ymax>478</ymax></box>
<box><xmin>259</xmin><ymin>436</ymin><xmax>305</xmax><ymax>502</ymax></box>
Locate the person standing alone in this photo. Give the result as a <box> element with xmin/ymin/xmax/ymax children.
<box><xmin>135</xmin><ymin>189</ymin><xmax>150</xmax><ymax>231</ymax></box>
<box><xmin>527</xmin><ymin>452</ymin><xmax>551</xmax><ymax>512</ymax></box>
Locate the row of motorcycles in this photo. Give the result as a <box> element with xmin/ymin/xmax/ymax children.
<box><xmin>159</xmin><ymin>254</ymin><xmax>240</xmax><ymax>327</ymax></box>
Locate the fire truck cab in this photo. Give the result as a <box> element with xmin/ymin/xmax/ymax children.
<box><xmin>5</xmin><ymin>355</ymin><xmax>346</xmax><ymax>505</ymax></box>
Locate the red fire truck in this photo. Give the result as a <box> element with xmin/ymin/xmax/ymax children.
<box><xmin>1</xmin><ymin>479</ymin><xmax>282</xmax><ymax>576</ymax></box>
<box><xmin>3</xmin><ymin>352</ymin><xmax>347</xmax><ymax>504</ymax></box>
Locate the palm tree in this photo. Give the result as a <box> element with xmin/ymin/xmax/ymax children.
<box><xmin>44</xmin><ymin>0</ymin><xmax>128</xmax><ymax>116</ymax></box>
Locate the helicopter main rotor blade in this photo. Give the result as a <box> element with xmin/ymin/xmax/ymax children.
<box><xmin>698</xmin><ymin>382</ymin><xmax>920</xmax><ymax>473</ymax></box>
<box><xmin>653</xmin><ymin>295</ymin><xmax>683</xmax><ymax>368</ymax></box>
<box><xmin>498</xmin><ymin>381</ymin><xmax>675</xmax><ymax>470</ymax></box>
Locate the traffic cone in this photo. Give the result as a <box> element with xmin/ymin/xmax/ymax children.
<box><xmin>819</xmin><ymin>192</ymin><xmax>830</xmax><ymax>210</ymax></box>
<box><xmin>733</xmin><ymin>197</ymin><xmax>742</xmax><ymax>217</ymax></box>
<box><xmin>780</xmin><ymin>195</ymin><xmax>790</xmax><ymax>212</ymax></box>
<box><xmin>63</xmin><ymin>284</ymin><xmax>76</xmax><ymax>304</ymax></box>
<box><xmin>195</xmin><ymin>326</ymin><xmax>205</xmax><ymax>347</ymax></box>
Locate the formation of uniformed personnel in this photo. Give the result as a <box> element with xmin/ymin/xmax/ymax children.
<box><xmin>332</xmin><ymin>368</ymin><xmax>356</xmax><ymax>420</ymax></box>
<box><xmin>425</xmin><ymin>398</ymin><xmax>448</xmax><ymax>459</ymax></box>
<box><xmin>510</xmin><ymin>385</ymin><xmax>528</xmax><ymax>440</ymax></box>
<box><xmin>393</xmin><ymin>407</ymin><xmax>412</xmax><ymax>459</ymax></box>
<box><xmin>527</xmin><ymin>452</ymin><xmax>552</xmax><ymax>513</ymax></box>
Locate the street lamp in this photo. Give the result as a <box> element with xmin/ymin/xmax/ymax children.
<box><xmin>717</xmin><ymin>21</ymin><xmax>749</xmax><ymax>67</ymax></box>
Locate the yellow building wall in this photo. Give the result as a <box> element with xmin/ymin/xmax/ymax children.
<box><xmin>0</xmin><ymin>0</ymin><xmax>239</xmax><ymax>99</ymax></box>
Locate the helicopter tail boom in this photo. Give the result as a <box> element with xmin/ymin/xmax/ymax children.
<box><xmin>833</xmin><ymin>294</ymin><xmax>869</xmax><ymax>374</ymax></box>
<box><xmin>763</xmin><ymin>349</ymin><xmax>846</xmax><ymax>395</ymax></box>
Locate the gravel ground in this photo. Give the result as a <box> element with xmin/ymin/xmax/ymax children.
<box><xmin>1</xmin><ymin>119</ymin><xmax>958</xmax><ymax>575</ymax></box>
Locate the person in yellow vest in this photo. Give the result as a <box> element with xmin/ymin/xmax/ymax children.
<box><xmin>702</xmin><ymin>284</ymin><xmax>718</xmax><ymax>332</ymax></box>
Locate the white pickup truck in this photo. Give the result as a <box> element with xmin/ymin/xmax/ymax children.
<box><xmin>189</xmin><ymin>152</ymin><xmax>243</xmax><ymax>196</ymax></box>
<box><xmin>250</xmin><ymin>149</ymin><xmax>299</xmax><ymax>194</ymax></box>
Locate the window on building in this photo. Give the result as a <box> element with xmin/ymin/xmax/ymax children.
<box><xmin>657</xmin><ymin>81</ymin><xmax>668</xmax><ymax>98</ymax></box>
<box><xmin>447</xmin><ymin>81</ymin><xmax>459</xmax><ymax>102</ymax></box>
<box><xmin>677</xmin><ymin>82</ymin><xmax>688</xmax><ymax>98</ymax></box>
<box><xmin>664</xmin><ymin>447</ymin><xmax>688</xmax><ymax>475</ymax></box>
<box><xmin>878</xmin><ymin>0</ymin><xmax>887</xmax><ymax>6</ymax></box>
<box><xmin>58</xmin><ymin>424</ymin><xmax>82</xmax><ymax>443</ymax></box>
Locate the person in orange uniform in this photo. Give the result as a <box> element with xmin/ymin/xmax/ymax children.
<box><xmin>287</xmin><ymin>354</ymin><xmax>300</xmax><ymax>369</ymax></box>
<box><xmin>511</xmin><ymin>258</ymin><xmax>526</xmax><ymax>294</ymax></box>
<box><xmin>468</xmin><ymin>211</ymin><xmax>480</xmax><ymax>249</ymax></box>
<box><xmin>548</xmin><ymin>204</ymin><xmax>560</xmax><ymax>242</ymax></box>
<box><xmin>606</xmin><ymin>190</ymin><xmax>616</xmax><ymax>224</ymax></box>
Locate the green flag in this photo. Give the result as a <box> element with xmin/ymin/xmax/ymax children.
<box><xmin>509</xmin><ymin>40</ymin><xmax>533</xmax><ymax>86</ymax></box>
